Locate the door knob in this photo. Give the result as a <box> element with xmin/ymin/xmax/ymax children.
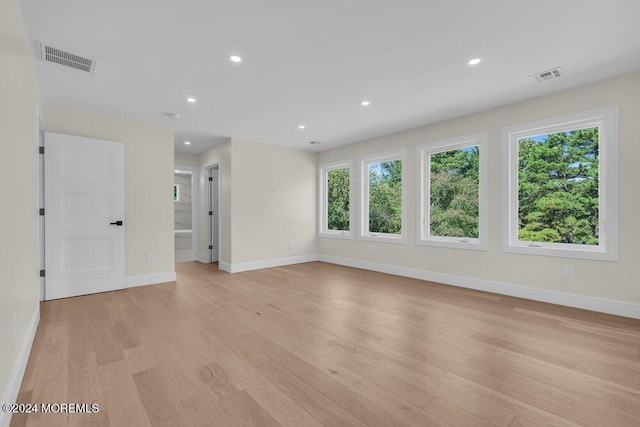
<box><xmin>110</xmin><ymin>221</ymin><xmax>124</xmax><ymax>226</ymax></box>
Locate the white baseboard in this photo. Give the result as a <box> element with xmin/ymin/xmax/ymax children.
<box><xmin>1</xmin><ymin>306</ymin><xmax>40</xmax><ymax>427</ymax></box>
<box><xmin>125</xmin><ymin>272</ymin><xmax>177</xmax><ymax>288</ymax></box>
<box><xmin>225</xmin><ymin>254</ymin><xmax>319</xmax><ymax>274</ymax></box>
<box><xmin>318</xmin><ymin>255</ymin><xmax>640</xmax><ymax>320</ymax></box>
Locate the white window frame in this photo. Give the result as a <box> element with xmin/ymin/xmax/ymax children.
<box><xmin>501</xmin><ymin>105</ymin><xmax>618</xmax><ymax>261</ymax></box>
<box><xmin>417</xmin><ymin>132</ymin><xmax>488</xmax><ymax>251</ymax></box>
<box><xmin>318</xmin><ymin>160</ymin><xmax>353</xmax><ymax>239</ymax></box>
<box><xmin>360</xmin><ymin>149</ymin><xmax>407</xmax><ymax>244</ymax></box>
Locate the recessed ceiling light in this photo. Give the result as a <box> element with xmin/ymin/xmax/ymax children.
<box><xmin>467</xmin><ymin>58</ymin><xmax>482</xmax><ymax>66</ymax></box>
<box><xmin>360</xmin><ymin>100</ymin><xmax>371</xmax><ymax>106</ymax></box>
<box><xmin>186</xmin><ymin>97</ymin><xmax>197</xmax><ymax>103</ymax></box>
<box><xmin>184</xmin><ymin>141</ymin><xmax>191</xmax><ymax>145</ymax></box>
<box><xmin>229</xmin><ymin>55</ymin><xmax>242</xmax><ymax>63</ymax></box>
<box><xmin>298</xmin><ymin>125</ymin><xmax>306</xmax><ymax>129</ymax></box>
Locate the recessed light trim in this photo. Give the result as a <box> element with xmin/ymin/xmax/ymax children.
<box><xmin>467</xmin><ymin>58</ymin><xmax>482</xmax><ymax>66</ymax></box>
<box><xmin>298</xmin><ymin>125</ymin><xmax>306</xmax><ymax>129</ymax></box>
<box><xmin>229</xmin><ymin>55</ymin><xmax>242</xmax><ymax>63</ymax></box>
<box><xmin>186</xmin><ymin>97</ymin><xmax>197</xmax><ymax>103</ymax></box>
<box><xmin>184</xmin><ymin>141</ymin><xmax>191</xmax><ymax>145</ymax></box>
<box><xmin>360</xmin><ymin>100</ymin><xmax>371</xmax><ymax>106</ymax></box>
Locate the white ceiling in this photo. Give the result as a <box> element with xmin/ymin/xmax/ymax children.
<box><xmin>21</xmin><ymin>0</ymin><xmax>640</xmax><ymax>153</ymax></box>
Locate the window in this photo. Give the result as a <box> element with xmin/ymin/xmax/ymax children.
<box><xmin>174</xmin><ymin>184</ymin><xmax>180</xmax><ymax>201</ymax></box>
<box><xmin>319</xmin><ymin>161</ymin><xmax>352</xmax><ymax>238</ymax></box>
<box><xmin>502</xmin><ymin>105</ymin><xmax>618</xmax><ymax>261</ymax></box>
<box><xmin>360</xmin><ymin>149</ymin><xmax>406</xmax><ymax>243</ymax></box>
<box><xmin>418</xmin><ymin>132</ymin><xmax>488</xmax><ymax>250</ymax></box>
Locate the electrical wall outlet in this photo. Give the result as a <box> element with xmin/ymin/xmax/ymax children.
<box><xmin>288</xmin><ymin>241</ymin><xmax>294</xmax><ymax>249</ymax></box>
<box><xmin>147</xmin><ymin>253</ymin><xmax>155</xmax><ymax>263</ymax></box>
<box><xmin>564</xmin><ymin>265</ymin><xmax>574</xmax><ymax>278</ymax></box>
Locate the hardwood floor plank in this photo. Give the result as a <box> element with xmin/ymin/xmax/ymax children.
<box><xmin>29</xmin><ymin>300</ymin><xmax>69</xmax><ymax>388</ymax></box>
<box><xmin>218</xmin><ymin>390</ymin><xmax>281</xmax><ymax>427</ymax></box>
<box><xmin>103</xmin><ymin>299</ymin><xmax>142</xmax><ymax>350</ymax></box>
<box><xmin>10</xmin><ymin>390</ymin><xmax>33</xmax><ymax>427</ymax></box>
<box><xmin>85</xmin><ymin>296</ymin><xmax>124</xmax><ymax>366</ymax></box>
<box><xmin>132</xmin><ymin>367</ymin><xmax>192</xmax><ymax>426</ymax></box>
<box><xmin>26</xmin><ymin>377</ymin><xmax>68</xmax><ymax>427</ymax></box>
<box><xmin>423</xmin><ymin>397</ymin><xmax>497</xmax><ymax>427</ymax></box>
<box><xmin>223</xmin><ymin>328</ymin><xmax>409</xmax><ymax>427</ymax></box>
<box><xmin>123</xmin><ymin>346</ymin><xmax>157</xmax><ymax>375</ymax></box>
<box><xmin>14</xmin><ymin>261</ymin><xmax>640</xmax><ymax>427</ymax></box>
<box><xmin>610</xmin><ymin>393</ymin><xmax>640</xmax><ymax>417</ymax></box>
<box><xmin>256</xmin><ymin>359</ymin><xmax>368</xmax><ymax>427</ymax></box>
<box><xmin>349</xmin><ymin>379</ymin><xmax>447</xmax><ymax>426</ymax></box>
<box><xmin>193</xmin><ymin>362</ymin><xmax>242</xmax><ymax>400</ymax></box>
<box><xmin>180</xmin><ymin>390</ymin><xmax>239</xmax><ymax>427</ymax></box>
<box><xmin>67</xmin><ymin>297</ymin><xmax>106</xmax><ymax>427</ymax></box>
<box><xmin>182</xmin><ymin>319</ymin><xmax>323</xmax><ymax>426</ymax></box>
<box><xmin>97</xmin><ymin>360</ymin><xmax>151</xmax><ymax>427</ymax></box>
<box><xmin>149</xmin><ymin>343</ymin><xmax>206</xmax><ymax>401</ymax></box>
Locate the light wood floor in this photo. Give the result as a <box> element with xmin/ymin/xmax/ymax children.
<box><xmin>12</xmin><ymin>261</ymin><xmax>640</xmax><ymax>426</ymax></box>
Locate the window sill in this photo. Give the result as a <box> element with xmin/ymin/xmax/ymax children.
<box><xmin>359</xmin><ymin>233</ymin><xmax>406</xmax><ymax>245</ymax></box>
<box><xmin>417</xmin><ymin>238</ymin><xmax>487</xmax><ymax>251</ymax></box>
<box><xmin>502</xmin><ymin>243</ymin><xmax>617</xmax><ymax>262</ymax></box>
<box><xmin>319</xmin><ymin>231</ymin><xmax>353</xmax><ymax>240</ymax></box>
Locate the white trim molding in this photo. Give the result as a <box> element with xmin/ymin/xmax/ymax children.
<box><xmin>501</xmin><ymin>105</ymin><xmax>619</xmax><ymax>261</ymax></box>
<box><xmin>125</xmin><ymin>272</ymin><xmax>177</xmax><ymax>288</ymax></box>
<box><xmin>218</xmin><ymin>262</ymin><xmax>232</xmax><ymax>273</ymax></box>
<box><xmin>223</xmin><ymin>255</ymin><xmax>319</xmax><ymax>273</ymax></box>
<box><xmin>1</xmin><ymin>307</ymin><xmax>40</xmax><ymax>427</ymax></box>
<box><xmin>174</xmin><ymin>165</ymin><xmax>199</xmax><ymax>263</ymax></box>
<box><xmin>416</xmin><ymin>131</ymin><xmax>488</xmax><ymax>251</ymax></box>
<box><xmin>318</xmin><ymin>159</ymin><xmax>354</xmax><ymax>240</ymax></box>
<box><xmin>318</xmin><ymin>254</ymin><xmax>640</xmax><ymax>319</ymax></box>
<box><xmin>359</xmin><ymin>148</ymin><xmax>407</xmax><ymax>244</ymax></box>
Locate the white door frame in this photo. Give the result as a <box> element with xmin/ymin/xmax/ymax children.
<box><xmin>37</xmin><ymin>111</ymin><xmax>45</xmax><ymax>301</ymax></box>
<box><xmin>202</xmin><ymin>161</ymin><xmax>220</xmax><ymax>263</ymax></box>
<box><xmin>174</xmin><ymin>165</ymin><xmax>198</xmax><ymax>261</ymax></box>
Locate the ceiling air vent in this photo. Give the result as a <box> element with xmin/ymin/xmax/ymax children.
<box><xmin>39</xmin><ymin>42</ymin><xmax>96</xmax><ymax>73</ymax></box>
<box><xmin>530</xmin><ymin>67</ymin><xmax>564</xmax><ymax>83</ymax></box>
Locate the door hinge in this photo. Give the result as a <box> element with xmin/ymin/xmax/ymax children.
<box><xmin>39</xmin><ymin>147</ymin><xmax>44</xmax><ymax>154</ymax></box>
<box><xmin>39</xmin><ymin>269</ymin><xmax>45</xmax><ymax>277</ymax></box>
<box><xmin>209</xmin><ymin>211</ymin><xmax>213</xmax><ymax>216</ymax></box>
<box><xmin>39</xmin><ymin>208</ymin><xmax>45</xmax><ymax>216</ymax></box>
<box><xmin>209</xmin><ymin>177</ymin><xmax>213</xmax><ymax>181</ymax></box>
<box><xmin>209</xmin><ymin>245</ymin><xmax>213</xmax><ymax>250</ymax></box>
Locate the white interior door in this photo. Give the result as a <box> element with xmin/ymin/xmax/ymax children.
<box><xmin>45</xmin><ymin>132</ymin><xmax>125</xmax><ymax>300</ymax></box>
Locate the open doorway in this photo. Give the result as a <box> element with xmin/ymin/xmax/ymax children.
<box><xmin>174</xmin><ymin>167</ymin><xmax>197</xmax><ymax>262</ymax></box>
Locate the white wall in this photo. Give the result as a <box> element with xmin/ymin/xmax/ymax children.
<box><xmin>42</xmin><ymin>104</ymin><xmax>175</xmax><ymax>281</ymax></box>
<box><xmin>318</xmin><ymin>72</ymin><xmax>640</xmax><ymax>310</ymax></box>
<box><xmin>230</xmin><ymin>139</ymin><xmax>318</xmax><ymax>268</ymax></box>
<box><xmin>195</xmin><ymin>138</ymin><xmax>318</xmax><ymax>271</ymax></box>
<box><xmin>0</xmin><ymin>0</ymin><xmax>41</xmax><ymax>424</ymax></box>
<box><xmin>175</xmin><ymin>152</ymin><xmax>198</xmax><ymax>167</ymax></box>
